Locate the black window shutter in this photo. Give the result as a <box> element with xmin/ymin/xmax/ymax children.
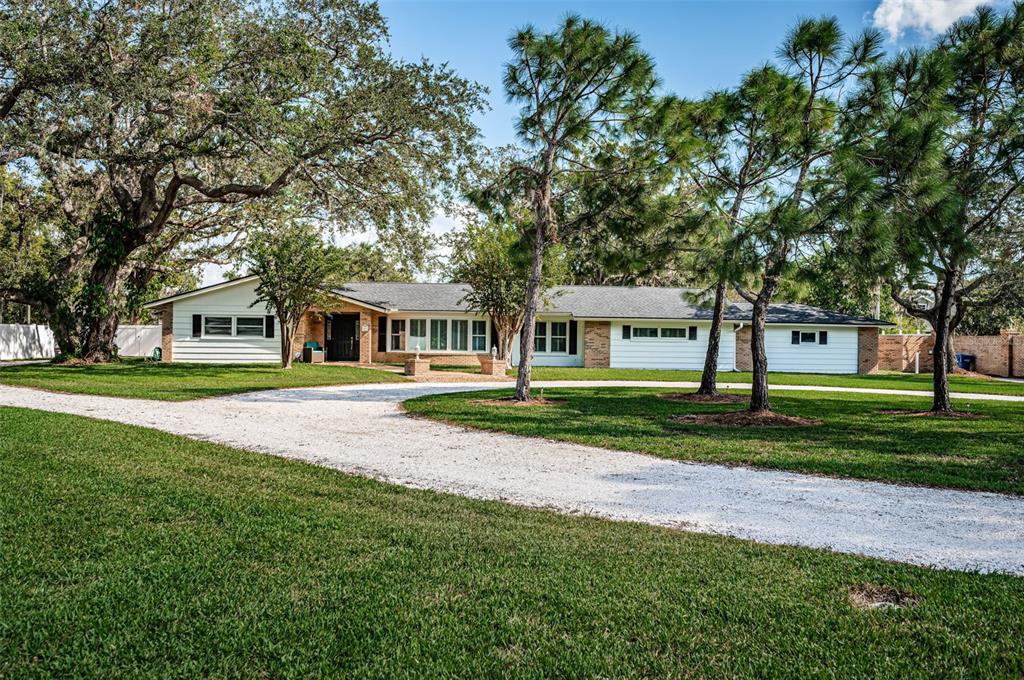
<box><xmin>568</xmin><ymin>320</ymin><xmax>578</xmax><ymax>355</ymax></box>
<box><xmin>622</xmin><ymin>324</ymin><xmax>631</xmax><ymax>340</ymax></box>
<box><xmin>792</xmin><ymin>330</ymin><xmax>800</xmax><ymax>345</ymax></box>
<box><xmin>819</xmin><ymin>330</ymin><xmax>828</xmax><ymax>345</ymax></box>
<box><xmin>688</xmin><ymin>326</ymin><xmax>697</xmax><ymax>341</ymax></box>
<box><xmin>192</xmin><ymin>314</ymin><xmax>201</xmax><ymax>338</ymax></box>
<box><xmin>377</xmin><ymin>316</ymin><xmax>387</xmax><ymax>352</ymax></box>
<box><xmin>265</xmin><ymin>315</ymin><xmax>275</xmax><ymax>338</ymax></box>
<box><xmin>490</xmin><ymin>321</ymin><xmax>499</xmax><ymax>352</ymax></box>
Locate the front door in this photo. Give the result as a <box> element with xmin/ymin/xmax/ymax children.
<box><xmin>328</xmin><ymin>314</ymin><xmax>360</xmax><ymax>361</ymax></box>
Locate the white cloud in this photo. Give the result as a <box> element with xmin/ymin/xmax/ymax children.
<box><xmin>873</xmin><ymin>0</ymin><xmax>996</xmax><ymax>39</ymax></box>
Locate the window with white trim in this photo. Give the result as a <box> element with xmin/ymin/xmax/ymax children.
<box><xmin>550</xmin><ymin>322</ymin><xmax>568</xmax><ymax>352</ymax></box>
<box><xmin>430</xmin><ymin>319</ymin><xmax>448</xmax><ymax>350</ymax></box>
<box><xmin>390</xmin><ymin>319</ymin><xmax>405</xmax><ymax>350</ymax></box>
<box><xmin>472</xmin><ymin>320</ymin><xmax>487</xmax><ymax>352</ymax></box>
<box><xmin>633</xmin><ymin>327</ymin><xmax>659</xmax><ymax>338</ymax></box>
<box><xmin>203</xmin><ymin>316</ymin><xmax>233</xmax><ymax>337</ymax></box>
<box><xmin>235</xmin><ymin>316</ymin><xmax>265</xmax><ymax>337</ymax></box>
<box><xmin>534</xmin><ymin>322</ymin><xmax>547</xmax><ymax>352</ymax></box>
<box><xmin>409</xmin><ymin>319</ymin><xmax>427</xmax><ymax>351</ymax></box>
<box><xmin>452</xmin><ymin>319</ymin><xmax>468</xmax><ymax>351</ymax></box>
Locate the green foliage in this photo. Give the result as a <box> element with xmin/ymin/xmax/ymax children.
<box><xmin>0</xmin><ymin>0</ymin><xmax>485</xmax><ymax>360</ymax></box>
<box><xmin>244</xmin><ymin>220</ymin><xmax>347</xmax><ymax>366</ymax></box>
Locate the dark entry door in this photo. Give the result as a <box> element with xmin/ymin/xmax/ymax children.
<box><xmin>328</xmin><ymin>314</ymin><xmax>359</xmax><ymax>361</ymax></box>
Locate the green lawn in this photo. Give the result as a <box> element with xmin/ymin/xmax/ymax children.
<box><xmin>1</xmin><ymin>407</ymin><xmax>1021</xmax><ymax>677</ymax></box>
<box><xmin>405</xmin><ymin>387</ymin><xmax>1024</xmax><ymax>494</ymax></box>
<box><xmin>516</xmin><ymin>366</ymin><xmax>1024</xmax><ymax>396</ymax></box>
<box><xmin>0</xmin><ymin>359</ymin><xmax>406</xmax><ymax>400</ymax></box>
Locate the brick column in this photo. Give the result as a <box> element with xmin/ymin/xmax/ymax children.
<box><xmin>858</xmin><ymin>327</ymin><xmax>880</xmax><ymax>374</ymax></box>
<box><xmin>734</xmin><ymin>326</ymin><xmax>752</xmax><ymax>371</ymax></box>
<box><xmin>159</xmin><ymin>305</ymin><xmax>173</xmax><ymax>361</ymax></box>
<box><xmin>583</xmin><ymin>321</ymin><xmax>611</xmax><ymax>368</ymax></box>
<box><xmin>359</xmin><ymin>311</ymin><xmax>372</xmax><ymax>364</ymax></box>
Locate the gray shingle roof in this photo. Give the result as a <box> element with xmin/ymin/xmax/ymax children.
<box><xmin>335</xmin><ymin>282</ymin><xmax>892</xmax><ymax>326</ymax></box>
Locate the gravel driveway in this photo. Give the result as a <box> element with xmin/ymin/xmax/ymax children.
<box><xmin>2</xmin><ymin>381</ymin><xmax>1022</xmax><ymax>575</ymax></box>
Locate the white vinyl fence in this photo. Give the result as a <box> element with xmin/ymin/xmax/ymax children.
<box><xmin>0</xmin><ymin>323</ymin><xmax>161</xmax><ymax>360</ymax></box>
<box><xmin>0</xmin><ymin>324</ymin><xmax>56</xmax><ymax>360</ymax></box>
<box><xmin>115</xmin><ymin>324</ymin><xmax>161</xmax><ymax>357</ymax></box>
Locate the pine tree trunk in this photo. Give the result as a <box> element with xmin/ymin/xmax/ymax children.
<box><xmin>930</xmin><ymin>274</ymin><xmax>957</xmax><ymax>413</ymax></box>
<box><xmin>514</xmin><ymin>231</ymin><xmax>545</xmax><ymax>402</ymax></box>
<box><xmin>697</xmin><ymin>279</ymin><xmax>727</xmax><ymax>396</ymax></box>
<box><xmin>749</xmin><ymin>292</ymin><xmax>771</xmax><ymax>413</ymax></box>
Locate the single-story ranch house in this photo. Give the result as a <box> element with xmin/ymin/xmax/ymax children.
<box><xmin>143</xmin><ymin>275</ymin><xmax>892</xmax><ymax>373</ymax></box>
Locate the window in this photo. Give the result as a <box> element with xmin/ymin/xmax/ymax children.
<box><xmin>793</xmin><ymin>330</ymin><xmax>820</xmax><ymax>344</ymax></box>
<box><xmin>472</xmin><ymin>320</ymin><xmax>487</xmax><ymax>352</ymax></box>
<box><xmin>430</xmin><ymin>319</ymin><xmax>448</xmax><ymax>350</ymax></box>
<box><xmin>633</xmin><ymin>327</ymin><xmax>658</xmax><ymax>338</ymax></box>
<box><xmin>391</xmin><ymin>319</ymin><xmax>405</xmax><ymax>351</ymax></box>
<box><xmin>661</xmin><ymin>328</ymin><xmax>686</xmax><ymax>338</ymax></box>
<box><xmin>534</xmin><ymin>322</ymin><xmax>547</xmax><ymax>352</ymax></box>
<box><xmin>550</xmin><ymin>322</ymin><xmax>567</xmax><ymax>352</ymax></box>
<box><xmin>235</xmin><ymin>316</ymin><xmax>265</xmax><ymax>337</ymax></box>
<box><xmin>203</xmin><ymin>316</ymin><xmax>232</xmax><ymax>337</ymax></box>
<box><xmin>409</xmin><ymin>319</ymin><xmax>427</xmax><ymax>352</ymax></box>
<box><xmin>452</xmin><ymin>319</ymin><xmax>469</xmax><ymax>351</ymax></box>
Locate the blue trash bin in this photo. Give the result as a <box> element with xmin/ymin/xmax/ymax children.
<box><xmin>955</xmin><ymin>353</ymin><xmax>976</xmax><ymax>371</ymax></box>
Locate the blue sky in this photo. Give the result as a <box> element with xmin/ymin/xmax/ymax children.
<box><xmin>377</xmin><ymin>0</ymin><xmax>985</xmax><ymax>149</ymax></box>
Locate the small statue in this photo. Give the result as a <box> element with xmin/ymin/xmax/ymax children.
<box><xmin>415</xmin><ymin>343</ymin><xmax>420</xmax><ymax>361</ymax></box>
<box><xmin>490</xmin><ymin>344</ymin><xmax>498</xmax><ymax>359</ymax></box>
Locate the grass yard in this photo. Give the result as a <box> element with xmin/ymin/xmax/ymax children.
<box><xmin>1</xmin><ymin>407</ymin><xmax>1022</xmax><ymax>677</ymax></box>
<box><xmin>405</xmin><ymin>387</ymin><xmax>1024</xmax><ymax>494</ymax></box>
<box><xmin>0</xmin><ymin>358</ymin><xmax>406</xmax><ymax>400</ymax></box>
<box><xmin>517</xmin><ymin>366</ymin><xmax>1024</xmax><ymax>396</ymax></box>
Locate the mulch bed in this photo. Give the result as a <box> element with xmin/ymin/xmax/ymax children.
<box><xmin>848</xmin><ymin>584</ymin><xmax>919</xmax><ymax>610</ymax></box>
<box><xmin>471</xmin><ymin>397</ymin><xmax>567</xmax><ymax>407</ymax></box>
<box><xmin>670</xmin><ymin>410</ymin><xmax>823</xmax><ymax>428</ymax></box>
<box><xmin>878</xmin><ymin>409</ymin><xmax>988</xmax><ymax>420</ymax></box>
<box><xmin>659</xmin><ymin>392</ymin><xmax>748</xmax><ymax>405</ymax></box>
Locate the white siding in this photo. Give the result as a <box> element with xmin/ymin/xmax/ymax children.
<box><xmin>171</xmin><ymin>279</ymin><xmax>280</xmax><ymax>363</ymax></box>
<box><xmin>511</xmin><ymin>316</ymin><xmax>584</xmax><ymax>367</ymax></box>
<box><xmin>763</xmin><ymin>325</ymin><xmax>858</xmax><ymax>374</ymax></box>
<box><xmin>609</xmin><ymin>321</ymin><xmax>735</xmax><ymax>371</ymax></box>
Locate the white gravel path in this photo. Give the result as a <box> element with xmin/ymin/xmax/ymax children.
<box><xmin>2</xmin><ymin>381</ymin><xmax>1023</xmax><ymax>575</ymax></box>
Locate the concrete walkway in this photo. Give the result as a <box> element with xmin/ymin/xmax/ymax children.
<box><xmin>2</xmin><ymin>381</ymin><xmax>1022</xmax><ymax>575</ymax></box>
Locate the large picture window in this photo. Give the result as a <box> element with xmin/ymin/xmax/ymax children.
<box><xmin>409</xmin><ymin>319</ymin><xmax>427</xmax><ymax>351</ymax></box>
<box><xmin>235</xmin><ymin>317</ymin><xmax>265</xmax><ymax>337</ymax></box>
<box><xmin>472</xmin><ymin>320</ymin><xmax>487</xmax><ymax>352</ymax></box>
<box><xmin>430</xmin><ymin>319</ymin><xmax>448</xmax><ymax>350</ymax></box>
<box><xmin>452</xmin><ymin>320</ymin><xmax>468</xmax><ymax>351</ymax></box>
<box><xmin>203</xmin><ymin>316</ymin><xmax>233</xmax><ymax>337</ymax></box>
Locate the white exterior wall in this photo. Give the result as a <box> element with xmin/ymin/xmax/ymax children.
<box><xmin>609</xmin><ymin>320</ymin><xmax>735</xmax><ymax>371</ymax></box>
<box><xmin>510</xmin><ymin>316</ymin><xmax>584</xmax><ymax>367</ymax></box>
<box><xmin>171</xmin><ymin>279</ymin><xmax>280</xmax><ymax>363</ymax></box>
<box><xmin>0</xmin><ymin>324</ymin><xmax>56</xmax><ymax>360</ymax></box>
<box><xmin>763</xmin><ymin>325</ymin><xmax>859</xmax><ymax>374</ymax></box>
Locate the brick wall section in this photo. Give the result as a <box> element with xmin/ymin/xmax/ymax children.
<box><xmin>878</xmin><ymin>332</ymin><xmax>1023</xmax><ymax>377</ymax></box>
<box><xmin>878</xmin><ymin>334</ymin><xmax>933</xmax><ymax>373</ymax></box>
<box><xmin>734</xmin><ymin>325</ymin><xmax>752</xmax><ymax>371</ymax></box>
<box><xmin>584</xmin><ymin>321</ymin><xmax>611</xmax><ymax>368</ymax></box>
<box><xmin>157</xmin><ymin>304</ymin><xmax>173</xmax><ymax>361</ymax></box>
<box><xmin>857</xmin><ymin>327</ymin><xmax>880</xmax><ymax>374</ymax></box>
<box><xmin>291</xmin><ymin>311</ymin><xmax>325</xmax><ymax>359</ymax></box>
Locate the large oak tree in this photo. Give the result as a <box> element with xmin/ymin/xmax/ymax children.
<box><xmin>0</xmin><ymin>0</ymin><xmax>484</xmax><ymax>361</ymax></box>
